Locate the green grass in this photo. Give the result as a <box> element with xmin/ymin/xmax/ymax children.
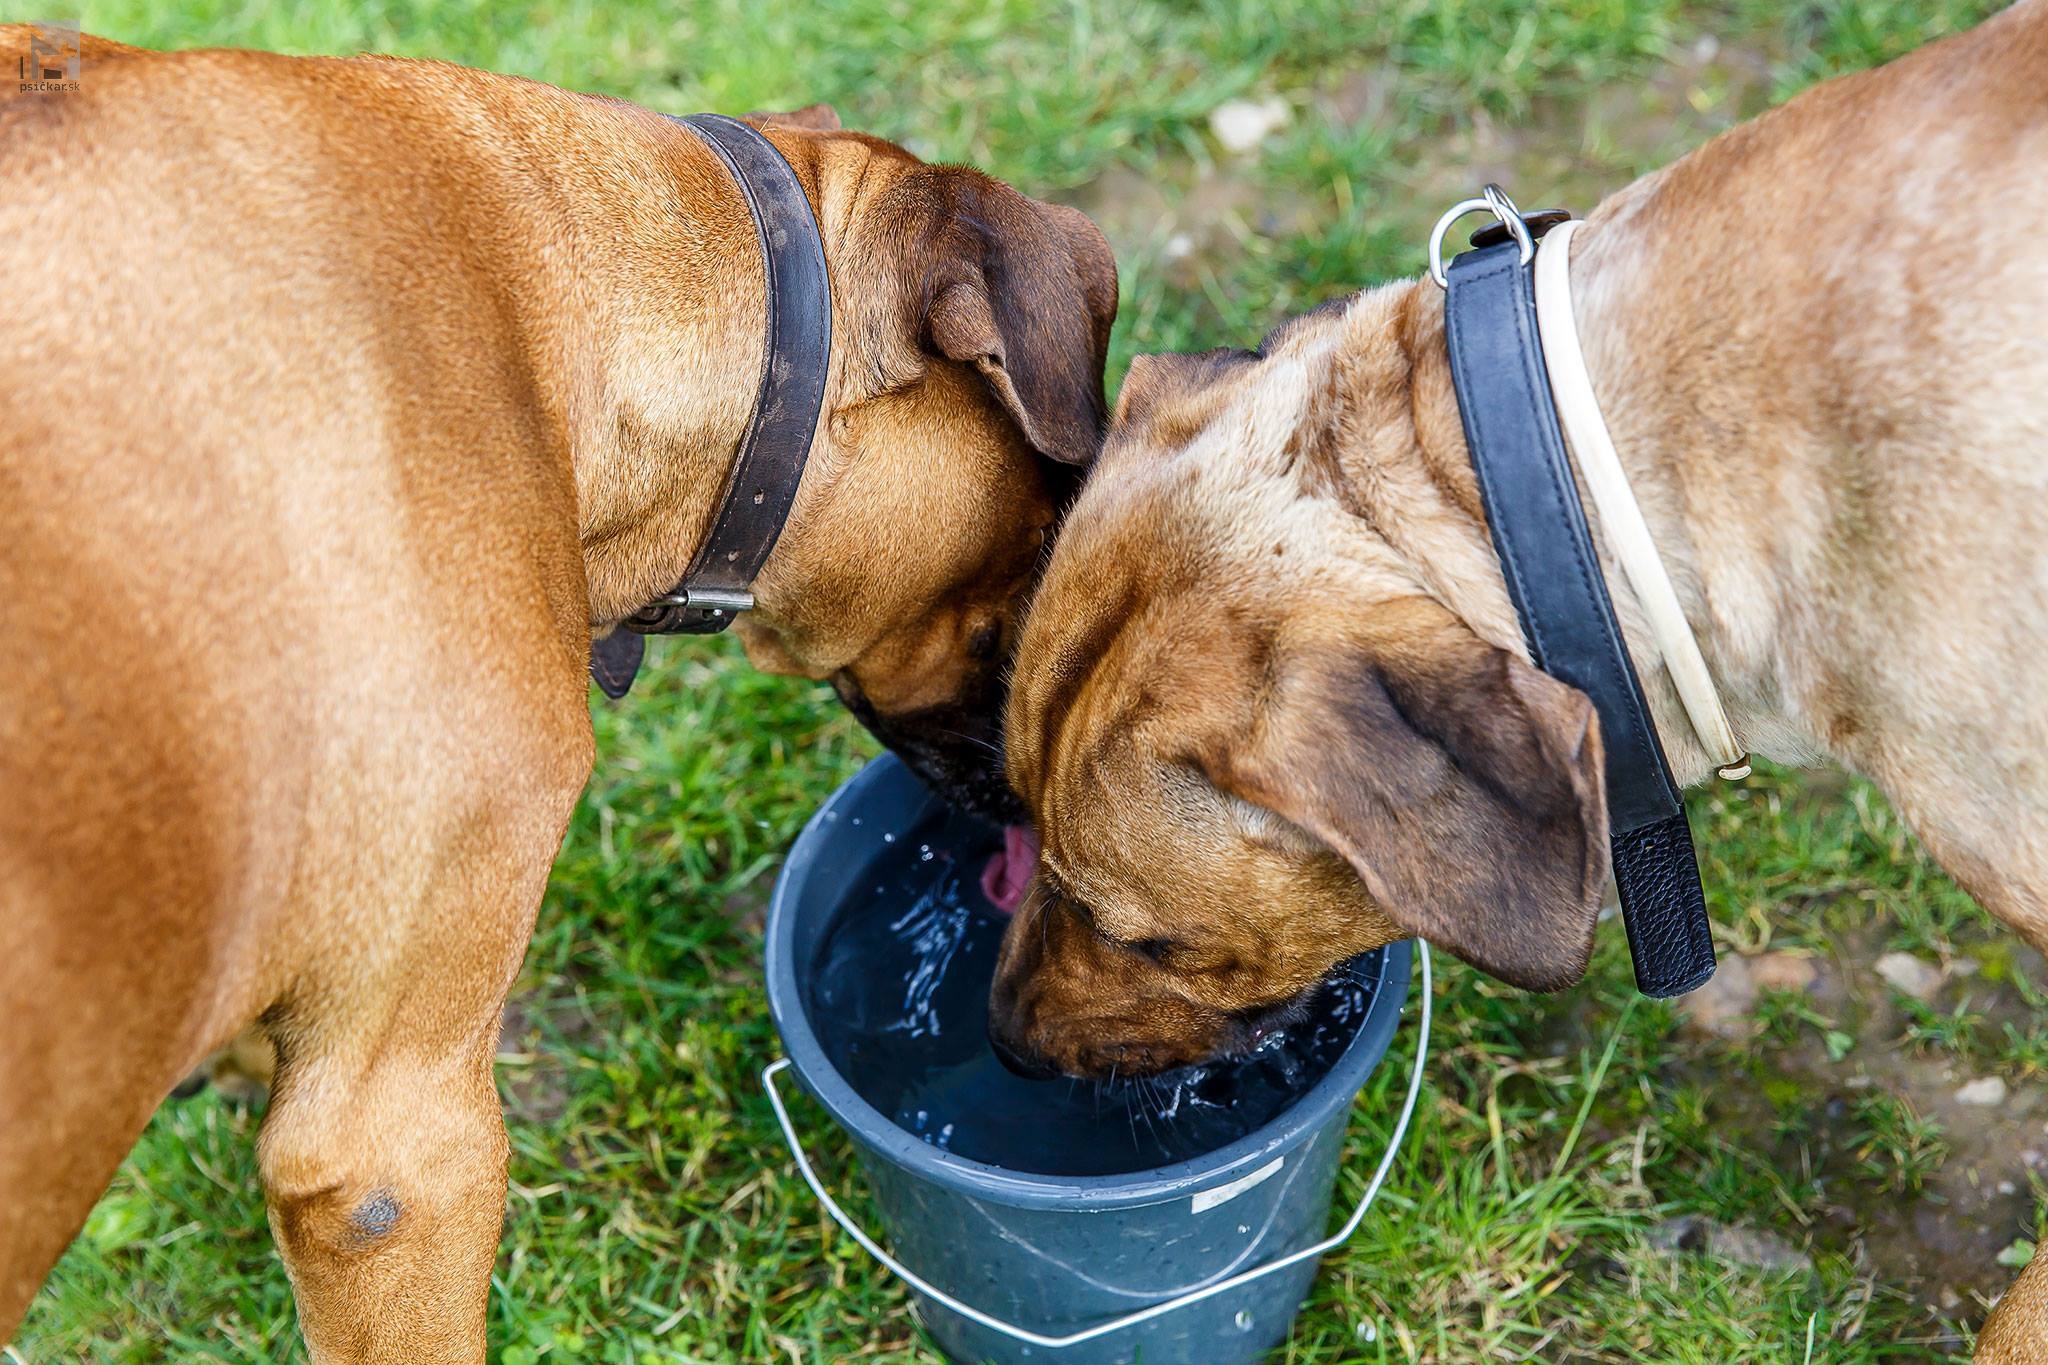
<box><xmin>15</xmin><ymin>1</ymin><xmax>2034</xmax><ymax>1361</ymax></box>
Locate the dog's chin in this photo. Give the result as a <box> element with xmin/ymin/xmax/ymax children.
<box><xmin>902</xmin><ymin>748</ymin><xmax>1027</xmax><ymax>824</ymax></box>
<box><xmin>1219</xmin><ymin>980</ymin><xmax>1328</xmax><ymax>1058</ymax></box>
<box><xmin>882</xmin><ymin>735</ymin><xmax>1022</xmax><ymax>822</ymax></box>
<box><xmin>989</xmin><ymin>996</ymin><xmax>1235</xmax><ymax>1081</ymax></box>
<box><xmin>831</xmin><ymin>678</ymin><xmax>1025</xmax><ymax>822</ymax></box>
<box><xmin>1001</xmin><ymin>979</ymin><xmax>1333</xmax><ymax>1082</ymax></box>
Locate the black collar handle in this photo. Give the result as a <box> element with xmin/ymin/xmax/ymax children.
<box><xmin>1442</xmin><ymin>229</ymin><xmax>1716</xmax><ymax>998</ymax></box>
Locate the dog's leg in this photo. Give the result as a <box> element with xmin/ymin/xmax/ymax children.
<box><xmin>254</xmin><ymin>765</ymin><xmax>581</xmax><ymax>1364</ymax></box>
<box><xmin>0</xmin><ymin>1034</ymin><xmax>176</xmax><ymax>1337</ymax></box>
<box><xmin>259</xmin><ymin>1027</ymin><xmax>509</xmax><ymax>1363</ymax></box>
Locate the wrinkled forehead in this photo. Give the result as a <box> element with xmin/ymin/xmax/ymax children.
<box><xmin>1014</xmin><ymin>315</ymin><xmax>1367</xmax><ymax>747</ymax></box>
<box><xmin>1021</xmin><ymin>660</ymin><xmax>1303</xmax><ymax>946</ymax></box>
<box><xmin>1039</xmin><ymin>738</ymin><xmax>1211</xmax><ymax>892</ymax></box>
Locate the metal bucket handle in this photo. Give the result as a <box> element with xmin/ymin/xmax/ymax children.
<box><xmin>760</xmin><ymin>942</ymin><xmax>1433</xmax><ymax>1351</ymax></box>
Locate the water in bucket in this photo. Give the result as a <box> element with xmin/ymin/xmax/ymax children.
<box><xmin>768</xmin><ymin>758</ymin><xmax>1418</xmax><ymax>1363</ymax></box>
<box><xmin>805</xmin><ymin>808</ymin><xmax>1380</xmax><ymax>1177</ymax></box>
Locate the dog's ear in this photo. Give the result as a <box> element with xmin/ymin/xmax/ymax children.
<box><xmin>741</xmin><ymin>103</ymin><xmax>841</xmax><ymax>131</ymax></box>
<box><xmin>1201</xmin><ymin>596</ymin><xmax>1611</xmax><ymax>991</ymax></box>
<box><xmin>1113</xmin><ymin>349</ymin><xmax>1257</xmax><ymax>429</ymax></box>
<box><xmin>905</xmin><ymin>169</ymin><xmax>1118</xmax><ymax>465</ymax></box>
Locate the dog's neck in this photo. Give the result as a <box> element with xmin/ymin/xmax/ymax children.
<box><xmin>1563</xmin><ymin>182</ymin><xmax>1853</xmax><ymax>782</ymax></box>
<box><xmin>1377</xmin><ymin>240</ymin><xmax>1832</xmax><ymax>788</ymax></box>
<box><xmin>464</xmin><ymin>92</ymin><xmax>849</xmax><ymax>634</ymax></box>
<box><xmin>559</xmin><ymin>113</ymin><xmax>786</xmax><ymax>628</ymax></box>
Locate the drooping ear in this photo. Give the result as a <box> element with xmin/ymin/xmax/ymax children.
<box><xmin>906</xmin><ymin>169</ymin><xmax>1119</xmax><ymax>465</ymax></box>
<box><xmin>741</xmin><ymin>103</ymin><xmax>841</xmax><ymax>131</ymax></box>
<box><xmin>1204</xmin><ymin>597</ymin><xmax>1611</xmax><ymax>991</ymax></box>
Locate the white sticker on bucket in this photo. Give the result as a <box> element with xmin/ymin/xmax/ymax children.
<box><xmin>1190</xmin><ymin>1155</ymin><xmax>1285</xmax><ymax>1214</ymax></box>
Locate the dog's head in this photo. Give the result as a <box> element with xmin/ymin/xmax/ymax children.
<box><xmin>989</xmin><ymin>283</ymin><xmax>1612</xmax><ymax>1077</ymax></box>
<box><xmin>734</xmin><ymin>108</ymin><xmax>1115</xmax><ymax>819</ymax></box>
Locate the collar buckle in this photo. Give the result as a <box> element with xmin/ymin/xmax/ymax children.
<box><xmin>659</xmin><ymin>586</ymin><xmax>754</xmax><ymax>616</ymax></box>
<box><xmin>621</xmin><ymin>585</ymin><xmax>757</xmax><ymax>636</ymax></box>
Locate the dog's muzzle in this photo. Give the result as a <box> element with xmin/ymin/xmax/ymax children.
<box><xmin>832</xmin><ymin>677</ymin><xmax>1024</xmax><ymax>824</ymax></box>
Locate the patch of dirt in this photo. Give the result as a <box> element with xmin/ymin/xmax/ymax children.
<box><xmin>1062</xmin><ymin>25</ymin><xmax>1782</xmax><ymax>307</ymax></box>
<box><xmin>1061</xmin><ymin>157</ymin><xmax>1326</xmax><ymax>291</ymax></box>
<box><xmin>1389</xmin><ymin>32</ymin><xmax>1779</xmax><ymax>245</ymax></box>
<box><xmin>1675</xmin><ymin>926</ymin><xmax>2046</xmax><ymax>1318</ymax></box>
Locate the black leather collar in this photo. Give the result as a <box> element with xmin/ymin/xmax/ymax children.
<box><xmin>1440</xmin><ymin>202</ymin><xmax>1717</xmax><ymax>999</ymax></box>
<box><xmin>589</xmin><ymin>112</ymin><xmax>832</xmax><ymax>699</ymax></box>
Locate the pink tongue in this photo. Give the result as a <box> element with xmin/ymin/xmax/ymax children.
<box><xmin>979</xmin><ymin>824</ymin><xmax>1041</xmax><ymax>916</ymax></box>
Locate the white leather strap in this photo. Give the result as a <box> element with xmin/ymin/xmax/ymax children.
<box><xmin>1533</xmin><ymin>220</ymin><xmax>1750</xmax><ymax>781</ymax></box>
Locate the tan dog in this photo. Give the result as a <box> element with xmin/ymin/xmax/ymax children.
<box><xmin>989</xmin><ymin>1</ymin><xmax>2048</xmax><ymax>1353</ymax></box>
<box><xmin>0</xmin><ymin>29</ymin><xmax>1113</xmax><ymax>1360</ymax></box>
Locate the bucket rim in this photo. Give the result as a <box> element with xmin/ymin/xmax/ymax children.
<box><xmin>764</xmin><ymin>754</ymin><xmax>1415</xmax><ymax>1213</ymax></box>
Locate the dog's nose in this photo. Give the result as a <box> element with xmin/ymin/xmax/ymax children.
<box><xmin>987</xmin><ymin>1024</ymin><xmax>1062</xmax><ymax>1081</ymax></box>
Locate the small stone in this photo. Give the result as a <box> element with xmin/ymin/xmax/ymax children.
<box><xmin>1646</xmin><ymin>1215</ymin><xmax>1811</xmax><ymax>1275</ymax></box>
<box><xmin>1999</xmin><ymin>1180</ymin><xmax>2019</xmax><ymax>1196</ymax></box>
<box><xmin>1706</xmin><ymin>1223</ymin><xmax>1813</xmax><ymax>1275</ymax></box>
<box><xmin>1939</xmin><ymin>1287</ymin><xmax>1964</xmax><ymax>1311</ymax></box>
<box><xmin>1678</xmin><ymin>953</ymin><xmax>1756</xmax><ymax>1039</ymax></box>
<box><xmin>1208</xmin><ymin>97</ymin><xmax>1291</xmax><ymax>154</ymax></box>
<box><xmin>1956</xmin><ymin>1077</ymin><xmax>2009</xmax><ymax>1107</ymax></box>
<box><xmin>1646</xmin><ymin>1214</ymin><xmax>1704</xmax><ymax>1253</ymax></box>
<box><xmin>1875</xmin><ymin>951</ymin><xmax>1944</xmax><ymax>1002</ymax></box>
<box><xmin>1748</xmin><ymin>951</ymin><xmax>1817</xmax><ymax>994</ymax></box>
<box><xmin>1162</xmin><ymin>233</ymin><xmax>1196</xmax><ymax>262</ymax></box>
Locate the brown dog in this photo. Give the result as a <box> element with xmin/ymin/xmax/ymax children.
<box><xmin>989</xmin><ymin>2</ymin><xmax>2048</xmax><ymax>1354</ymax></box>
<box><xmin>0</xmin><ymin>29</ymin><xmax>1113</xmax><ymax>1360</ymax></box>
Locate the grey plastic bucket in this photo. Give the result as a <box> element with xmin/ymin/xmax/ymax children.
<box><xmin>762</xmin><ymin>755</ymin><xmax>1421</xmax><ymax>1364</ymax></box>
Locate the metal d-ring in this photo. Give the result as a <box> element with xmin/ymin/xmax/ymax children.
<box><xmin>1427</xmin><ymin>183</ymin><xmax>1534</xmax><ymax>289</ymax></box>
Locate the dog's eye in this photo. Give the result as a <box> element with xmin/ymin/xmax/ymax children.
<box><xmin>968</xmin><ymin>624</ymin><xmax>1002</xmax><ymax>661</ymax></box>
<box><xmin>1127</xmin><ymin>937</ymin><xmax>1179</xmax><ymax>965</ymax></box>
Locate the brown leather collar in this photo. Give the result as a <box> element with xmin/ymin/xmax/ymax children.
<box><xmin>590</xmin><ymin>112</ymin><xmax>832</xmax><ymax>699</ymax></box>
